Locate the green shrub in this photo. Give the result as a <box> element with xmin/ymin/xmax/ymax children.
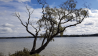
<box><xmin>9</xmin><ymin>48</ymin><xmax>40</xmax><ymax>56</ymax></box>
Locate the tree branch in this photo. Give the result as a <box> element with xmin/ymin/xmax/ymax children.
<box><xmin>62</xmin><ymin>17</ymin><xmax>85</xmax><ymax>33</ymax></box>
<box><xmin>15</xmin><ymin>12</ymin><xmax>26</xmax><ymax>27</ymax></box>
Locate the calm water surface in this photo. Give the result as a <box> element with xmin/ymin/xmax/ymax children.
<box><xmin>0</xmin><ymin>37</ymin><xmax>98</xmax><ymax>56</ymax></box>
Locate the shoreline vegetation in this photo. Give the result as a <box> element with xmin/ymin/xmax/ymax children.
<box><xmin>0</xmin><ymin>33</ymin><xmax>98</xmax><ymax>39</ymax></box>
<box><xmin>0</xmin><ymin>48</ymin><xmax>40</xmax><ymax>56</ymax></box>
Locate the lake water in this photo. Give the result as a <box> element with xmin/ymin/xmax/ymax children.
<box><xmin>0</xmin><ymin>37</ymin><xmax>98</xmax><ymax>56</ymax></box>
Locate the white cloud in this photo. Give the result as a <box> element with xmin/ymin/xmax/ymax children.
<box><xmin>0</xmin><ymin>1</ymin><xmax>43</xmax><ymax>37</ymax></box>
<box><xmin>0</xmin><ymin>27</ymin><xmax>13</xmax><ymax>34</ymax></box>
<box><xmin>84</xmin><ymin>21</ymin><xmax>94</xmax><ymax>25</ymax></box>
<box><xmin>2</xmin><ymin>23</ymin><xmax>14</xmax><ymax>27</ymax></box>
<box><xmin>17</xmin><ymin>0</ymin><xmax>31</xmax><ymax>2</ymax></box>
<box><xmin>0</xmin><ymin>0</ymin><xmax>13</xmax><ymax>2</ymax></box>
<box><xmin>89</xmin><ymin>9</ymin><xmax>98</xmax><ymax>18</ymax></box>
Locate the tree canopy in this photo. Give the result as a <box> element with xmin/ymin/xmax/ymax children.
<box><xmin>15</xmin><ymin>0</ymin><xmax>88</xmax><ymax>54</ymax></box>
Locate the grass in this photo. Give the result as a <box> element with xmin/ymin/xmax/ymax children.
<box><xmin>0</xmin><ymin>48</ymin><xmax>40</xmax><ymax>56</ymax></box>
<box><xmin>9</xmin><ymin>48</ymin><xmax>40</xmax><ymax>56</ymax></box>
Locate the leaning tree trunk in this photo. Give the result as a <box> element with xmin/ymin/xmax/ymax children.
<box><xmin>31</xmin><ymin>37</ymin><xmax>37</xmax><ymax>52</ymax></box>
<box><xmin>30</xmin><ymin>38</ymin><xmax>51</xmax><ymax>55</ymax></box>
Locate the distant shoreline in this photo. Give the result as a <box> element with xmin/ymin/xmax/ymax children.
<box><xmin>0</xmin><ymin>34</ymin><xmax>98</xmax><ymax>39</ymax></box>
<box><xmin>0</xmin><ymin>37</ymin><xmax>33</xmax><ymax>39</ymax></box>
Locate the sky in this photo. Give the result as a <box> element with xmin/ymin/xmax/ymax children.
<box><xmin>0</xmin><ymin>0</ymin><xmax>98</xmax><ymax>37</ymax></box>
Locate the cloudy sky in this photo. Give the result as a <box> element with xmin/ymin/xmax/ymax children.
<box><xmin>0</xmin><ymin>0</ymin><xmax>98</xmax><ymax>37</ymax></box>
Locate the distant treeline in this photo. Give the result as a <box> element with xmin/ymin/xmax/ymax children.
<box><xmin>0</xmin><ymin>34</ymin><xmax>98</xmax><ymax>39</ymax></box>
<box><xmin>0</xmin><ymin>36</ymin><xmax>33</xmax><ymax>39</ymax></box>
<box><xmin>56</xmin><ymin>34</ymin><xmax>98</xmax><ymax>37</ymax></box>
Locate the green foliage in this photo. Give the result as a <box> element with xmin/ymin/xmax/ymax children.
<box><xmin>81</xmin><ymin>10</ymin><xmax>88</xmax><ymax>17</ymax></box>
<box><xmin>37</xmin><ymin>0</ymin><xmax>88</xmax><ymax>38</ymax></box>
<box><xmin>9</xmin><ymin>48</ymin><xmax>40</xmax><ymax>56</ymax></box>
<box><xmin>60</xmin><ymin>32</ymin><xmax>63</xmax><ymax>37</ymax></box>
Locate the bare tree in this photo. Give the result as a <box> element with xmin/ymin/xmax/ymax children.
<box><xmin>14</xmin><ymin>0</ymin><xmax>88</xmax><ymax>55</ymax></box>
